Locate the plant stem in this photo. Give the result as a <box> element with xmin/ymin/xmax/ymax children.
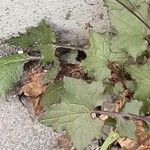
<box><xmin>115</xmin><ymin>0</ymin><xmax>150</xmax><ymax>30</ymax></box>
<box><xmin>99</xmin><ymin>129</ymin><xmax>119</xmax><ymax>150</ymax></box>
<box><xmin>55</xmin><ymin>45</ymin><xmax>88</xmax><ymax>51</ymax></box>
<box><xmin>29</xmin><ymin>56</ymin><xmax>41</xmax><ymax>60</ymax></box>
<box><xmin>92</xmin><ymin>110</ymin><xmax>150</xmax><ymax>123</ymax></box>
<box><xmin>126</xmin><ymin>0</ymin><xmax>146</xmax><ymax>22</ymax></box>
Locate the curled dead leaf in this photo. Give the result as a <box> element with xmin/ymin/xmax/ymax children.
<box><xmin>20</xmin><ymin>67</ymin><xmax>48</xmax><ymax>115</ymax></box>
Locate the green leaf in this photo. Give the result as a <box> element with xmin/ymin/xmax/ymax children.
<box><xmin>82</xmin><ymin>32</ymin><xmax>111</xmax><ymax>80</ymax></box>
<box><xmin>60</xmin><ymin>50</ymin><xmax>78</xmax><ymax>64</ymax></box>
<box><xmin>137</xmin><ymin>0</ymin><xmax>150</xmax><ymax>21</ymax></box>
<box><xmin>109</xmin><ymin>51</ymin><xmax>128</xmax><ymax>64</ymax></box>
<box><xmin>63</xmin><ymin>77</ymin><xmax>105</xmax><ymax>107</ymax></box>
<box><xmin>26</xmin><ymin>21</ymin><xmax>55</xmax><ymax>45</ymax></box>
<box><xmin>139</xmin><ymin>1</ymin><xmax>150</xmax><ymax>27</ymax></box>
<box><xmin>116</xmin><ymin>117</ymin><xmax>136</xmax><ymax>139</ymax></box>
<box><xmin>40</xmin><ymin>102</ymin><xmax>104</xmax><ymax>150</ymax></box>
<box><xmin>43</xmin><ymin>68</ymin><xmax>59</xmax><ymax>84</ymax></box>
<box><xmin>140</xmin><ymin>98</ymin><xmax>150</xmax><ymax>114</ymax></box>
<box><xmin>126</xmin><ymin>63</ymin><xmax>150</xmax><ymax>100</ymax></box>
<box><xmin>123</xmin><ymin>99</ymin><xmax>143</xmax><ymax>115</ymax></box>
<box><xmin>82</xmin><ymin>32</ymin><xmax>128</xmax><ymax>81</ymax></box>
<box><xmin>7</xmin><ymin>21</ymin><xmax>56</xmax><ymax>63</ymax></box>
<box><xmin>144</xmin><ymin>121</ymin><xmax>150</xmax><ymax>131</ymax></box>
<box><xmin>114</xmin><ymin>80</ymin><xmax>136</xmax><ymax>96</ymax></box>
<box><xmin>7</xmin><ymin>34</ymin><xmax>32</xmax><ymax>48</ymax></box>
<box><xmin>106</xmin><ymin>0</ymin><xmax>148</xmax><ymax>59</ymax></box>
<box><xmin>43</xmin><ymin>59</ymin><xmax>60</xmax><ymax>84</ymax></box>
<box><xmin>100</xmin><ymin>129</ymin><xmax>119</xmax><ymax>150</ymax></box>
<box><xmin>41</xmin><ymin>82</ymin><xmax>64</xmax><ymax>108</ymax></box>
<box><xmin>103</xmin><ymin>81</ymin><xmax>114</xmax><ymax>95</ymax></box>
<box><xmin>0</xmin><ymin>53</ymin><xmax>30</xmax><ymax>98</ymax></box>
<box><xmin>37</xmin><ymin>44</ymin><xmax>56</xmax><ymax>63</ymax></box>
<box><xmin>116</xmin><ymin>99</ymin><xmax>141</xmax><ymax>140</ymax></box>
<box><xmin>115</xmin><ymin>0</ymin><xmax>150</xmax><ymax>27</ymax></box>
<box><xmin>117</xmin><ymin>98</ymin><xmax>143</xmax><ymax>140</ymax></box>
<box><xmin>7</xmin><ymin>21</ymin><xmax>55</xmax><ymax>48</ymax></box>
<box><xmin>117</xmin><ymin>0</ymin><xmax>149</xmax><ymax>11</ymax></box>
<box><xmin>40</xmin><ymin>77</ymin><xmax>105</xmax><ymax>150</ymax></box>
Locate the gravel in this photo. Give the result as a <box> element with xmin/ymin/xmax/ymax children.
<box><xmin>0</xmin><ymin>0</ymin><xmax>110</xmax><ymax>45</ymax></box>
<box><xmin>0</xmin><ymin>95</ymin><xmax>60</xmax><ymax>150</ymax></box>
<box><xmin>0</xmin><ymin>39</ymin><xmax>21</xmax><ymax>57</ymax></box>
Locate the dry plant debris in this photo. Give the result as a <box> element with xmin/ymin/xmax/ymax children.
<box><xmin>20</xmin><ymin>67</ymin><xmax>47</xmax><ymax>114</ymax></box>
<box><xmin>57</xmin><ymin>134</ymin><xmax>73</xmax><ymax>150</ymax></box>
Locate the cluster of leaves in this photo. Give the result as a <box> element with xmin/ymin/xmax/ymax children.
<box><xmin>0</xmin><ymin>21</ymin><xmax>59</xmax><ymax>98</ymax></box>
<box><xmin>0</xmin><ymin>0</ymin><xmax>150</xmax><ymax>149</ymax></box>
<box><xmin>7</xmin><ymin>21</ymin><xmax>56</xmax><ymax>63</ymax></box>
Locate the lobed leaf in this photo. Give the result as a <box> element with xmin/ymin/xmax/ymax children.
<box><xmin>40</xmin><ymin>102</ymin><xmax>104</xmax><ymax>150</ymax></box>
<box><xmin>123</xmin><ymin>99</ymin><xmax>143</xmax><ymax>115</ymax></box>
<box><xmin>106</xmin><ymin>0</ymin><xmax>148</xmax><ymax>59</ymax></box>
<box><xmin>82</xmin><ymin>32</ymin><xmax>111</xmax><ymax>81</ymax></box>
<box><xmin>7</xmin><ymin>21</ymin><xmax>56</xmax><ymax>63</ymax></box>
<box><xmin>116</xmin><ymin>117</ymin><xmax>136</xmax><ymax>139</ymax></box>
<box><xmin>7</xmin><ymin>21</ymin><xmax>55</xmax><ymax>48</ymax></box>
<box><xmin>40</xmin><ymin>77</ymin><xmax>105</xmax><ymax>149</ymax></box>
<box><xmin>63</xmin><ymin>77</ymin><xmax>105</xmax><ymax>107</ymax></box>
<box><xmin>82</xmin><ymin>32</ymin><xmax>128</xmax><ymax>81</ymax></box>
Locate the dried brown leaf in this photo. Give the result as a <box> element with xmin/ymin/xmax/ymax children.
<box><xmin>114</xmin><ymin>90</ymin><xmax>127</xmax><ymax>112</ymax></box>
<box><xmin>57</xmin><ymin>134</ymin><xmax>73</xmax><ymax>150</ymax></box>
<box><xmin>135</xmin><ymin>121</ymin><xmax>150</xmax><ymax>150</ymax></box>
<box><xmin>117</xmin><ymin>137</ymin><xmax>136</xmax><ymax>149</ymax></box>
<box><xmin>20</xmin><ymin>67</ymin><xmax>47</xmax><ymax>115</ymax></box>
<box><xmin>56</xmin><ymin>64</ymin><xmax>85</xmax><ymax>81</ymax></box>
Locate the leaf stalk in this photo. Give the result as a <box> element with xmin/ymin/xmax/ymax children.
<box><xmin>29</xmin><ymin>56</ymin><xmax>41</xmax><ymax>60</ymax></box>
<box><xmin>92</xmin><ymin>110</ymin><xmax>150</xmax><ymax>123</ymax></box>
<box><xmin>55</xmin><ymin>44</ymin><xmax>88</xmax><ymax>51</ymax></box>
